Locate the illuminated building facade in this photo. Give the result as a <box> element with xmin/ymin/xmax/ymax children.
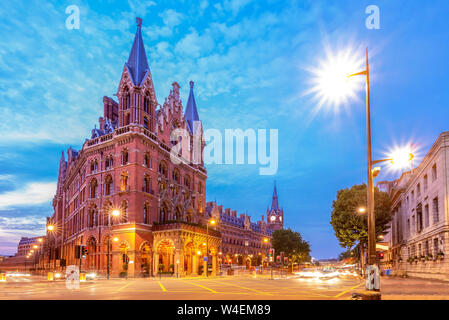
<box><xmin>45</xmin><ymin>18</ymin><xmax>215</xmax><ymax>277</ymax></box>
<box><xmin>44</xmin><ymin>18</ymin><xmax>285</xmax><ymax>277</ymax></box>
<box><xmin>383</xmin><ymin>132</ymin><xmax>449</xmax><ymax>280</ymax></box>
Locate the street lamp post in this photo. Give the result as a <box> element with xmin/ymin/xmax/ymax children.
<box><xmin>46</xmin><ymin>224</ymin><xmax>56</xmax><ymax>273</ymax></box>
<box><xmin>206</xmin><ymin>218</ymin><xmax>216</xmax><ymax>277</ymax></box>
<box><xmin>346</xmin><ymin>48</ymin><xmax>380</xmax><ymax>292</ymax></box>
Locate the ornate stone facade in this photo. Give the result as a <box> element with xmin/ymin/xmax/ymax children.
<box><xmin>382</xmin><ymin>131</ymin><xmax>449</xmax><ymax>280</ymax></box>
<box><xmin>43</xmin><ymin>18</ymin><xmax>284</xmax><ymax>277</ymax></box>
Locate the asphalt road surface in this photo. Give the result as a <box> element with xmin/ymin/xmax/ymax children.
<box><xmin>0</xmin><ymin>274</ymin><xmax>448</xmax><ymax>300</ymax></box>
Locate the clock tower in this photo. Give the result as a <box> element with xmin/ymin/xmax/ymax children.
<box><xmin>266</xmin><ymin>181</ymin><xmax>284</xmax><ymax>231</ymax></box>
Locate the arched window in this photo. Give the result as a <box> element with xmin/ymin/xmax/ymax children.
<box><xmin>144</xmin><ymin>153</ymin><xmax>151</xmax><ymax>168</ymax></box>
<box><xmin>198</xmin><ymin>182</ymin><xmax>203</xmax><ymax>194</ymax></box>
<box><xmin>143</xmin><ymin>116</ymin><xmax>149</xmax><ymax>129</ymax></box>
<box><xmin>120</xmin><ymin>172</ymin><xmax>129</xmax><ymax>191</ymax></box>
<box><xmin>172</xmin><ymin>169</ymin><xmax>180</xmax><ymax>184</ymax></box>
<box><xmin>90</xmin><ymin>159</ymin><xmax>98</xmax><ymax>173</ymax></box>
<box><xmin>143</xmin><ymin>96</ymin><xmax>150</xmax><ymax>113</ymax></box>
<box><xmin>143</xmin><ymin>175</ymin><xmax>151</xmax><ymax>193</ymax></box>
<box><xmin>104</xmin><ymin>175</ymin><xmax>113</xmax><ymax>196</ymax></box>
<box><xmin>105</xmin><ymin>155</ymin><xmax>113</xmax><ymax>169</ymax></box>
<box><xmin>88</xmin><ymin>206</ymin><xmax>98</xmax><ymax>228</ymax></box>
<box><xmin>89</xmin><ymin>179</ymin><xmax>98</xmax><ymax>198</ymax></box>
<box><xmin>158</xmin><ymin>161</ymin><xmax>168</xmax><ymax>178</ymax></box>
<box><xmin>121</xmin><ymin>201</ymin><xmax>128</xmax><ymax>223</ymax></box>
<box><xmin>125</xmin><ymin>91</ymin><xmax>130</xmax><ymax>110</ymax></box>
<box><xmin>121</xmin><ymin>149</ymin><xmax>129</xmax><ymax>165</ymax></box>
<box><xmin>184</xmin><ymin>175</ymin><xmax>191</xmax><ymax>188</ymax></box>
<box><xmin>143</xmin><ymin>202</ymin><xmax>150</xmax><ymax>224</ymax></box>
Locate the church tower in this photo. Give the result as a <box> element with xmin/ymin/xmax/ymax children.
<box><xmin>266</xmin><ymin>181</ymin><xmax>284</xmax><ymax>231</ymax></box>
<box><xmin>116</xmin><ymin>17</ymin><xmax>157</xmax><ymax>131</ymax></box>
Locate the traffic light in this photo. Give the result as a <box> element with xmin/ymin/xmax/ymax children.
<box><xmin>276</xmin><ymin>255</ymin><xmax>281</xmax><ymax>262</ymax></box>
<box><xmin>378</xmin><ymin>252</ymin><xmax>384</xmax><ymax>259</ymax></box>
<box><xmin>81</xmin><ymin>245</ymin><xmax>88</xmax><ymax>259</ymax></box>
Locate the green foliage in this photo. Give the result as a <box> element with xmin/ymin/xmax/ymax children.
<box><xmin>330</xmin><ymin>183</ymin><xmax>391</xmax><ymax>249</ymax></box>
<box><xmin>271</xmin><ymin>228</ymin><xmax>311</xmax><ymax>263</ymax></box>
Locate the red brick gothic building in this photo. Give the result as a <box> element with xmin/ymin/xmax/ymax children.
<box><xmin>44</xmin><ymin>18</ymin><xmax>281</xmax><ymax>277</ymax></box>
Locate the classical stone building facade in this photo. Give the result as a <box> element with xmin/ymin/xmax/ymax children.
<box><xmin>43</xmin><ymin>18</ymin><xmax>284</xmax><ymax>277</ymax></box>
<box><xmin>382</xmin><ymin>132</ymin><xmax>449</xmax><ymax>280</ymax></box>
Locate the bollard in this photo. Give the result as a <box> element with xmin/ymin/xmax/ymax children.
<box><xmin>47</xmin><ymin>272</ymin><xmax>54</xmax><ymax>281</ymax></box>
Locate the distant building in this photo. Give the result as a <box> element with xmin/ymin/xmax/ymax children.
<box><xmin>383</xmin><ymin>131</ymin><xmax>449</xmax><ymax>280</ymax></box>
<box><xmin>16</xmin><ymin>236</ymin><xmax>45</xmax><ymax>257</ymax></box>
<box><xmin>205</xmin><ymin>182</ymin><xmax>283</xmax><ymax>267</ymax></box>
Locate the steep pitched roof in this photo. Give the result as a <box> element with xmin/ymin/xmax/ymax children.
<box><xmin>125</xmin><ymin>17</ymin><xmax>150</xmax><ymax>86</ymax></box>
<box><xmin>270</xmin><ymin>181</ymin><xmax>280</xmax><ymax>212</ymax></box>
<box><xmin>184</xmin><ymin>81</ymin><xmax>200</xmax><ymax>134</ymax></box>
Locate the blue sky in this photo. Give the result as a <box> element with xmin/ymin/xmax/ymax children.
<box><xmin>0</xmin><ymin>0</ymin><xmax>448</xmax><ymax>258</ymax></box>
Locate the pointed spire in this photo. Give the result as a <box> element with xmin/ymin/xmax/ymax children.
<box><xmin>184</xmin><ymin>81</ymin><xmax>200</xmax><ymax>134</ymax></box>
<box><xmin>271</xmin><ymin>180</ymin><xmax>280</xmax><ymax>212</ymax></box>
<box><xmin>125</xmin><ymin>17</ymin><xmax>150</xmax><ymax>86</ymax></box>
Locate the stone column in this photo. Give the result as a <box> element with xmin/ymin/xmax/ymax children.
<box><xmin>203</xmin><ymin>259</ymin><xmax>207</xmax><ymax>277</ymax></box>
<box><xmin>153</xmin><ymin>252</ymin><xmax>159</xmax><ymax>275</ymax></box>
<box><xmin>212</xmin><ymin>254</ymin><xmax>217</xmax><ymax>276</ymax></box>
<box><xmin>192</xmin><ymin>254</ymin><xmax>198</xmax><ymax>276</ymax></box>
<box><xmin>174</xmin><ymin>250</ymin><xmax>180</xmax><ymax>277</ymax></box>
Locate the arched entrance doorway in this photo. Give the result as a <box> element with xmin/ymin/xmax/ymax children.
<box><xmin>140</xmin><ymin>242</ymin><xmax>152</xmax><ymax>277</ymax></box>
<box><xmin>184</xmin><ymin>242</ymin><xmax>195</xmax><ymax>275</ymax></box>
<box><xmin>156</xmin><ymin>240</ymin><xmax>174</xmax><ymax>273</ymax></box>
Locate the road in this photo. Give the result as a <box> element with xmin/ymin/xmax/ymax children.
<box><xmin>0</xmin><ymin>274</ymin><xmax>448</xmax><ymax>300</ymax></box>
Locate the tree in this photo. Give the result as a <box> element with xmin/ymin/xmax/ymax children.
<box><xmin>271</xmin><ymin>228</ymin><xmax>311</xmax><ymax>263</ymax></box>
<box><xmin>330</xmin><ymin>183</ymin><xmax>391</xmax><ymax>249</ymax></box>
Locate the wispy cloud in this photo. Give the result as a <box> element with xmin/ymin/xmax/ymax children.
<box><xmin>0</xmin><ymin>182</ymin><xmax>56</xmax><ymax>209</ymax></box>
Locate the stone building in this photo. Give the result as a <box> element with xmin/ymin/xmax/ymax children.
<box><xmin>43</xmin><ymin>18</ymin><xmax>285</xmax><ymax>278</ymax></box>
<box><xmin>16</xmin><ymin>236</ymin><xmax>45</xmax><ymax>257</ymax></box>
<box><xmin>205</xmin><ymin>182</ymin><xmax>284</xmax><ymax>267</ymax></box>
<box><xmin>383</xmin><ymin>131</ymin><xmax>449</xmax><ymax>280</ymax></box>
<box><xmin>45</xmin><ymin>18</ymin><xmax>215</xmax><ymax>277</ymax></box>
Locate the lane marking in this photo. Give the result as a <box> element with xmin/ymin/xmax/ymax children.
<box><xmin>158</xmin><ymin>281</ymin><xmax>167</xmax><ymax>292</ymax></box>
<box><xmin>334</xmin><ymin>282</ymin><xmax>364</xmax><ymax>298</ymax></box>
<box><xmin>185</xmin><ymin>281</ymin><xmax>218</xmax><ymax>293</ymax></box>
<box><xmin>212</xmin><ymin>280</ymin><xmax>272</xmax><ymax>296</ymax></box>
<box><xmin>114</xmin><ymin>281</ymin><xmax>133</xmax><ymax>293</ymax></box>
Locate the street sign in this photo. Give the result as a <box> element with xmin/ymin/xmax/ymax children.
<box><xmin>203</xmin><ymin>257</ymin><xmax>208</xmax><ymax>262</ymax></box>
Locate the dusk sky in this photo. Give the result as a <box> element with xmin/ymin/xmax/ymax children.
<box><xmin>1</xmin><ymin>0</ymin><xmax>448</xmax><ymax>258</ymax></box>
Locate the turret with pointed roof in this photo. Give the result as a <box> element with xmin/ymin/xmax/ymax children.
<box><xmin>125</xmin><ymin>17</ymin><xmax>150</xmax><ymax>86</ymax></box>
<box><xmin>184</xmin><ymin>81</ymin><xmax>201</xmax><ymax>134</ymax></box>
<box><xmin>116</xmin><ymin>17</ymin><xmax>157</xmax><ymax>129</ymax></box>
<box><xmin>267</xmin><ymin>180</ymin><xmax>284</xmax><ymax>231</ymax></box>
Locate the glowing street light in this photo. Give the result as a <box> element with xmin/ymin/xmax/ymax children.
<box><xmin>358</xmin><ymin>207</ymin><xmax>366</xmax><ymax>214</ymax></box>
<box><xmin>388</xmin><ymin>147</ymin><xmax>414</xmax><ymax>170</ymax></box>
<box><xmin>112</xmin><ymin>209</ymin><xmax>120</xmax><ymax>217</ymax></box>
<box><xmin>47</xmin><ymin>225</ymin><xmax>55</xmax><ymax>232</ymax></box>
